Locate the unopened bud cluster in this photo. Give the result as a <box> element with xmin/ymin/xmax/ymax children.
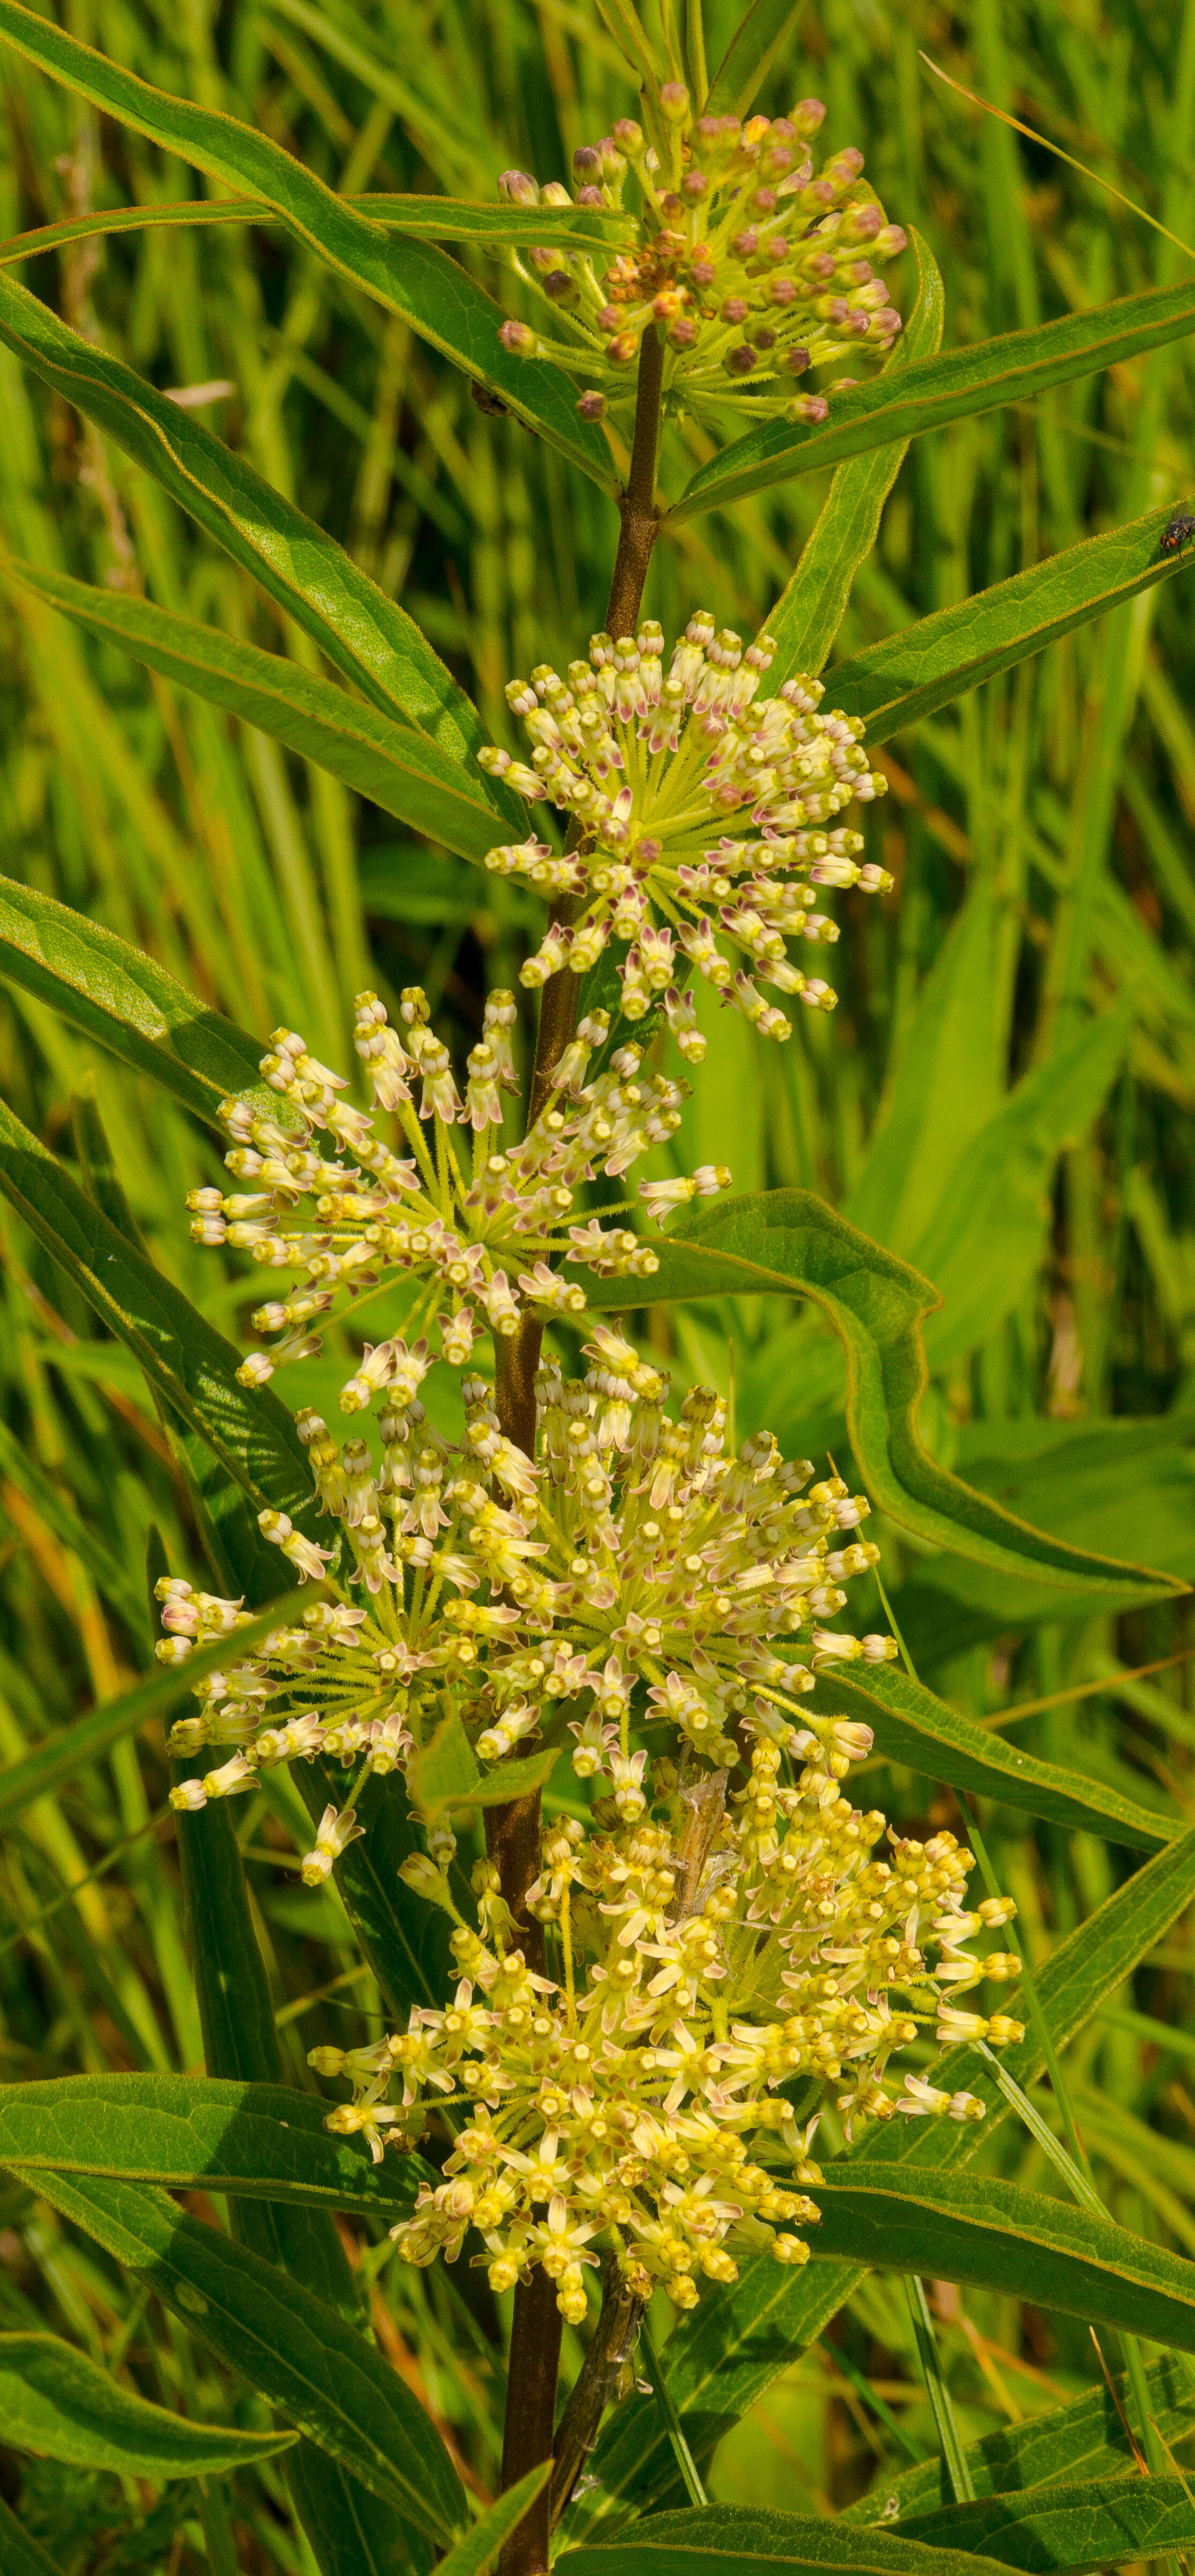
<box><xmin>497</xmin><ymin>93</ymin><xmax>904</xmax><ymax>426</ymax></box>
<box><xmin>159</xmin><ymin>1333</ymin><xmax>898</xmax><ymax>1863</ymax></box>
<box><xmin>186</xmin><ymin>985</ymin><xmax>734</xmax><ymax>1396</ymax></box>
<box><xmin>481</xmin><ymin>614</ymin><xmax>890</xmax><ymax>1037</ymax></box>
<box><xmin>316</xmin><ymin>1755</ymin><xmax>1020</xmax><ymax>2323</ymax></box>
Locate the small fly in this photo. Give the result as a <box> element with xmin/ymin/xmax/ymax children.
<box><xmin>1160</xmin><ymin>509</ymin><xmax>1195</xmax><ymax>557</ymax></box>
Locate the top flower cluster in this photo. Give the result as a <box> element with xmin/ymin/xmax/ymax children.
<box><xmin>497</xmin><ymin>91</ymin><xmax>905</xmax><ymax>426</ymax></box>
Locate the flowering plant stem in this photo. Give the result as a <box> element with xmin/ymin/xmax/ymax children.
<box><xmin>490</xmin><ymin>320</ymin><xmax>666</xmax><ymax>2576</ymax></box>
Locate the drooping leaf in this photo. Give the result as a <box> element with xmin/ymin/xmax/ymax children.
<box><xmin>0</xmin><ymin>874</ymin><xmax>268</xmax><ymax>1128</ymax></box>
<box><xmin>896</xmin><ymin>2473</ymin><xmax>1195</xmax><ymax>2572</ymax></box>
<box><xmin>704</xmin><ymin>0</ymin><xmax>809</xmax><ymax>118</ymax></box>
<box><xmin>830</xmin><ymin>500</ymin><xmax>1195</xmax><ymax>742</ymax></box>
<box><xmin>570</xmin><ymin>1823</ymin><xmax>1195</xmax><ymax>2534</ymax></box>
<box><xmin>559</xmin><ymin>2504</ymin><xmax>1011</xmax><ymax>2573</ymax></box>
<box><xmin>434</xmin><ymin>2467</ymin><xmax>554</xmax><ymax>2576</ymax></box>
<box><xmin>0</xmin><ymin>1596</ymin><xmax>297</xmax><ymax>1831</ymax></box>
<box><xmin>0</xmin><ymin>196</ymin><xmax>634</xmax><ymax>267</ymax></box>
<box><xmin>838</xmin><ymin>2354</ymin><xmax>1195</xmax><ymax>2526</ymax></box>
<box><xmin>5</xmin><ymin>560</ymin><xmax>512</xmax><ymax>866</ymax></box>
<box><xmin>8</xmin><ymin>2171</ymin><xmax>464</xmax><ymax>2542</ymax></box>
<box><xmin>0</xmin><ymin>1</ymin><xmax>616</xmax><ymax>489</ymax></box>
<box><xmin>802</xmin><ymin>2165</ymin><xmax>1195</xmax><ymax>2352</ymax></box>
<box><xmin>673</xmin><ymin>276</ymin><xmax>1195</xmax><ymax>519</ymax></box>
<box><xmin>0</xmin><ymin>2330</ymin><xmax>298</xmax><ymax>2477</ymax></box>
<box><xmin>808</xmin><ymin>1658</ymin><xmax>1178</xmax><ymax>1848</ymax></box>
<box><xmin>0</xmin><ymin>2073</ymin><xmax>433</xmax><ymax>2220</ymax></box>
<box><xmin>587</xmin><ymin>1190</ymin><xmax>1179</xmax><ymax>1598</ymax></box>
<box><xmin>767</xmin><ymin>233</ymin><xmax>945</xmax><ymax>684</ymax></box>
<box><xmin>0</xmin><ymin>270</ymin><xmax>520</xmax><ymax>782</ymax></box>
<box><xmin>0</xmin><ymin>1097</ymin><xmax>312</xmax><ymax>1519</ymax></box>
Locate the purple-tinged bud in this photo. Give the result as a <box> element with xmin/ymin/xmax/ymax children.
<box><xmin>498</xmin><ymin>169</ymin><xmax>540</xmax><ymax>206</ymax></box>
<box><xmin>873</xmin><ymin>306</ymin><xmax>903</xmax><ymax>339</ymax></box>
<box><xmin>573</xmin><ymin>144</ymin><xmax>603</xmax><ymax>182</ymax></box>
<box><xmin>827</xmin><ymin>377</ymin><xmax>858</xmax><ymax>392</ymax></box>
<box><xmin>682</xmin><ymin>169</ymin><xmax>708</xmax><ymax>198</ymax></box>
<box><xmin>875</xmin><ymin>224</ymin><xmax>908</xmax><ymax>258</ymax></box>
<box><xmin>770</xmin><ymin>118</ymin><xmax>797</xmax><ymax>142</ymax></box>
<box><xmin>815</xmin><ymin>295</ymin><xmax>850</xmax><ymax>324</ymax></box>
<box><xmin>753</xmin><ymin>327</ymin><xmax>776</xmax><ymax>350</ymax></box>
<box><xmin>842</xmin><ymin>258</ymin><xmax>875</xmax><ymax>286</ymax></box>
<box><xmin>761</xmin><ymin>144</ymin><xmax>795</xmax><ymax>178</ymax></box>
<box><xmin>694</xmin><ymin>114</ymin><xmax>725</xmax><ymax>149</ymax></box>
<box><xmin>841</xmin><ymin>201</ymin><xmax>882</xmax><ymax>244</ymax></box>
<box><xmin>638</xmin><ymin>837</ymin><xmax>662</xmax><ymax>861</ymax></box>
<box><xmin>726</xmin><ymin>342</ymin><xmax>757</xmax><ymax>375</ymax></box>
<box><xmin>577</xmin><ymin>388</ymin><xmax>607</xmax><ymax>420</ymax></box>
<box><xmin>764</xmin><ymin>234</ymin><xmax>790</xmax><ymax>265</ymax></box>
<box><xmin>611</xmin><ymin>117</ymin><xmax>645</xmax><ymax>156</ymax></box>
<box><xmin>721</xmin><ymin>295</ymin><xmax>750</xmax><ymax>323</ymax></box>
<box><xmin>802</xmin><ymin>250</ymin><xmax>836</xmax><ymax>281</ymax></box>
<box><xmin>499</xmin><ymin>319</ymin><xmax>539</xmax><ymax>355</ymax></box>
<box><xmin>660</xmin><ymin>80</ymin><xmax>690</xmax><ymax>125</ymax></box>
<box><xmin>789</xmin><ymin>391</ymin><xmax>829</xmax><ymax>422</ymax></box>
<box><xmin>668</xmin><ymin>317</ymin><xmax>698</xmax><ymax>349</ymax></box>
<box><xmin>751</xmin><ymin>187</ymin><xmax>778</xmax><ymax>215</ymax></box>
<box><xmin>781</xmin><ymin>346</ymin><xmax>811</xmax><ymax>375</ymax></box>
<box><xmin>595</xmin><ymin>303</ymin><xmax>622</xmax><ymax>331</ymax></box>
<box><xmin>731</xmin><ymin>229</ymin><xmax>759</xmax><ymax>259</ymax></box>
<box><xmin>542</xmin><ymin>268</ymin><xmax>575</xmax><ymax>301</ymax></box>
<box><xmin>790</xmin><ymin>97</ymin><xmax>827</xmax><ymax>137</ymax></box>
<box><xmin>576</xmin><ymin>185</ymin><xmax>605</xmax><ymax>207</ymax></box>
<box><xmin>766</xmin><ymin>275</ymin><xmax>797</xmax><ymax>306</ymax></box>
<box><xmin>599</xmin><ymin>136</ymin><xmax>626</xmax><ymax>179</ymax></box>
<box><xmin>800</xmin><ymin>180</ymin><xmax>836</xmax><ymax>213</ymax></box>
<box><xmin>690</xmin><ymin>252</ymin><xmax>716</xmax><ymax>287</ymax></box>
<box><xmin>822</xmin><ymin>147</ymin><xmax>865</xmax><ymax>185</ymax></box>
<box><xmin>841</xmin><ymin>309</ymin><xmax>871</xmax><ymax>336</ymax></box>
<box><xmin>529</xmin><ymin>245</ymin><xmax>559</xmax><ymax>274</ymax></box>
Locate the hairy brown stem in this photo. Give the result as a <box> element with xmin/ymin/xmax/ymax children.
<box><xmin>550</xmin><ymin>2258</ymin><xmax>646</xmax><ymax>2529</ymax></box>
<box><xmin>492</xmin><ymin>321</ymin><xmax>666</xmax><ymax>2576</ymax></box>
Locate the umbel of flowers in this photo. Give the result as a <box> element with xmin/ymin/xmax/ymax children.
<box><xmin>496</xmin><ymin>93</ymin><xmax>905</xmax><ymax>429</ymax></box>
<box><xmin>186</xmin><ymin>983</ymin><xmax>731</xmax><ymax>1393</ymax></box>
<box><xmin>480</xmin><ymin>613</ymin><xmax>891</xmax><ymax>1033</ymax></box>
<box><xmin>160</xmin><ymin>1334</ymin><xmax>899</xmax><ymax>1879</ymax></box>
<box><xmin>313</xmin><ymin>1751</ymin><xmax>1022</xmax><ymax>2320</ymax></box>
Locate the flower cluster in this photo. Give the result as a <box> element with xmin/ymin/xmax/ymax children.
<box><xmin>314</xmin><ymin>1755</ymin><xmax>1021</xmax><ymax>2322</ymax></box>
<box><xmin>186</xmin><ymin>983</ymin><xmax>731</xmax><ymax>1396</ymax></box>
<box><xmin>159</xmin><ymin>1331</ymin><xmax>896</xmax><ymax>1864</ymax></box>
<box><xmin>497</xmin><ymin>92</ymin><xmax>905</xmax><ymax>428</ymax></box>
<box><xmin>481</xmin><ymin>614</ymin><xmax>890</xmax><ymax>1032</ymax></box>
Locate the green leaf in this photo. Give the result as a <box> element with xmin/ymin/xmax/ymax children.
<box><xmin>570</xmin><ymin>1822</ymin><xmax>1195</xmax><ymax>2535</ymax></box>
<box><xmin>0</xmin><ymin>874</ymin><xmax>268</xmax><ymax>1128</ymax></box>
<box><xmin>0</xmin><ymin>2329</ymin><xmax>298</xmax><ymax>2477</ymax></box>
<box><xmin>898</xmin><ymin>2474</ymin><xmax>1195</xmax><ymax>2572</ymax></box>
<box><xmin>0</xmin><ymin>273</ymin><xmax>517</xmax><ymax>782</ymax></box>
<box><xmin>560</xmin><ymin>2504</ymin><xmax>1010</xmax><ymax>2573</ymax></box>
<box><xmin>0</xmin><ymin>1</ymin><xmax>615</xmax><ymax>490</ymax></box>
<box><xmin>408</xmin><ymin>1715</ymin><xmax>562</xmax><ymax>1816</ymax></box>
<box><xmin>830</xmin><ymin>501</ymin><xmax>1195</xmax><ymax>743</ymax></box>
<box><xmin>809</xmin><ymin>1658</ymin><xmax>1178</xmax><ymax>1849</ymax></box>
<box><xmin>704</xmin><ymin>0</ymin><xmax>809</xmax><ymax>118</ymax></box>
<box><xmin>435</xmin><ymin>2467</ymin><xmax>554</xmax><ymax>2576</ymax></box>
<box><xmin>804</xmin><ymin>2165</ymin><xmax>1195</xmax><ymax>2352</ymax></box>
<box><xmin>0</xmin><ymin>2497</ymin><xmax>61</xmax><ymax>2576</ymax></box>
<box><xmin>5</xmin><ymin>560</ymin><xmax>511</xmax><ymax>867</ymax></box>
<box><xmin>672</xmin><ymin>276</ymin><xmax>1195</xmax><ymax>521</ymax></box>
<box><xmin>9</xmin><ymin>2172</ymin><xmax>464</xmax><ymax>2543</ymax></box>
<box><xmin>767</xmin><ymin>234</ymin><xmax>946</xmax><ymax>684</ymax></box>
<box><xmin>0</xmin><ymin>1413</ymin><xmax>147</xmax><ymax>1644</ymax></box>
<box><xmin>587</xmin><ymin>1190</ymin><xmax>1180</xmax><ymax>1597</ymax></box>
<box><xmin>0</xmin><ymin>196</ymin><xmax>634</xmax><ymax>268</ymax></box>
<box><xmin>0</xmin><ymin>1096</ymin><xmax>312</xmax><ymax>1519</ymax></box>
<box><xmin>0</xmin><ymin>1596</ymin><xmax>298</xmax><ymax>1832</ymax></box>
<box><xmin>840</xmin><ymin>2354</ymin><xmax>1195</xmax><ymax>2527</ymax></box>
<box><xmin>0</xmin><ymin>2073</ymin><xmax>434</xmax><ymax>2219</ymax></box>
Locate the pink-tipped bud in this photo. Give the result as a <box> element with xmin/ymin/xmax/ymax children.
<box><xmin>781</xmin><ymin>345</ymin><xmax>811</xmax><ymax>375</ymax></box>
<box><xmin>789</xmin><ymin>392</ymin><xmax>829</xmax><ymax>424</ymax></box>
<box><xmin>726</xmin><ymin>342</ymin><xmax>756</xmax><ymax>375</ymax></box>
<box><xmin>721</xmin><ymin>294</ymin><xmax>750</xmax><ymax>324</ymax></box>
<box><xmin>542</xmin><ymin>268</ymin><xmax>574</xmax><ymax>302</ymax></box>
<box><xmin>573</xmin><ymin>144</ymin><xmax>603</xmax><ymax>182</ymax></box>
<box><xmin>822</xmin><ymin>146</ymin><xmax>865</xmax><ymax>185</ymax></box>
<box><xmin>498</xmin><ymin>169</ymin><xmax>540</xmax><ymax>206</ymax></box>
<box><xmin>668</xmin><ymin>317</ymin><xmax>698</xmax><ymax>349</ymax></box>
<box><xmin>611</xmin><ymin>117</ymin><xmax>644</xmax><ymax>156</ymax></box>
<box><xmin>753</xmin><ymin>326</ymin><xmax>776</xmax><ymax>351</ymax></box>
<box><xmin>577</xmin><ymin>388</ymin><xmax>607</xmax><ymax>421</ymax></box>
<box><xmin>660</xmin><ymin>80</ymin><xmax>690</xmax><ymax>125</ymax></box>
<box><xmin>499</xmin><ymin>318</ymin><xmax>539</xmax><ymax>355</ymax></box>
<box><xmin>576</xmin><ymin>185</ymin><xmax>605</xmax><ymax>207</ymax></box>
<box><xmin>731</xmin><ymin>228</ymin><xmax>759</xmax><ymax>260</ymax></box>
<box><xmin>841</xmin><ymin>201</ymin><xmax>882</xmax><ymax>243</ymax></box>
<box><xmin>682</xmin><ymin>169</ymin><xmax>708</xmax><ymax>198</ymax></box>
<box><xmin>607</xmin><ymin>329</ymin><xmax>640</xmax><ymax>365</ymax></box>
<box><xmin>875</xmin><ymin>224</ymin><xmax>908</xmax><ymax>258</ymax></box>
<box><xmin>790</xmin><ymin>97</ymin><xmax>827</xmax><ymax>137</ymax></box>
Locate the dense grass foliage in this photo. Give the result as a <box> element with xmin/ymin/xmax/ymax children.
<box><xmin>2</xmin><ymin>0</ymin><xmax>1195</xmax><ymax>2569</ymax></box>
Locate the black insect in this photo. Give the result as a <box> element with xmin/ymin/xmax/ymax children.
<box><xmin>1161</xmin><ymin>509</ymin><xmax>1195</xmax><ymax>557</ymax></box>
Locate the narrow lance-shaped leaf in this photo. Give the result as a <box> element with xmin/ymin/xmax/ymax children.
<box><xmin>767</xmin><ymin>232</ymin><xmax>945</xmax><ymax>684</ymax></box>
<box><xmin>672</xmin><ymin>273</ymin><xmax>1195</xmax><ymax>519</ymax></box>
<box><xmin>588</xmin><ymin>1189</ymin><xmax>1181</xmax><ymax>1597</ymax></box>
<box><xmin>563</xmin><ymin>2505</ymin><xmax>1012</xmax><ymax>2574</ymax></box>
<box><xmin>6</xmin><ymin>2172</ymin><xmax>464</xmax><ymax>2544</ymax></box>
<box><xmin>0</xmin><ymin>268</ymin><xmax>518</xmax><ymax>785</ymax></box>
<box><xmin>0</xmin><ymin>0</ymin><xmax>616</xmax><ymax>490</ymax></box>
<box><xmin>898</xmin><ymin>2473</ymin><xmax>1195</xmax><ymax>2574</ymax></box>
<box><xmin>0</xmin><ymin>2073</ymin><xmax>434</xmax><ymax>2220</ymax></box>
<box><xmin>4</xmin><ymin>559</ymin><xmax>512</xmax><ymax>866</ymax></box>
<box><xmin>829</xmin><ymin>498</ymin><xmax>1194</xmax><ymax>740</ymax></box>
<box><xmin>0</xmin><ymin>1096</ymin><xmax>312</xmax><ymax>1519</ymax></box>
<box><xmin>0</xmin><ymin>2331</ymin><xmax>299</xmax><ymax>2478</ymax></box>
<box><xmin>0</xmin><ymin>196</ymin><xmax>634</xmax><ymax>267</ymax></box>
<box><xmin>0</xmin><ymin>873</ymin><xmax>271</xmax><ymax>1127</ymax></box>
<box><xmin>705</xmin><ymin>0</ymin><xmax>809</xmax><ymax>118</ymax></box>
